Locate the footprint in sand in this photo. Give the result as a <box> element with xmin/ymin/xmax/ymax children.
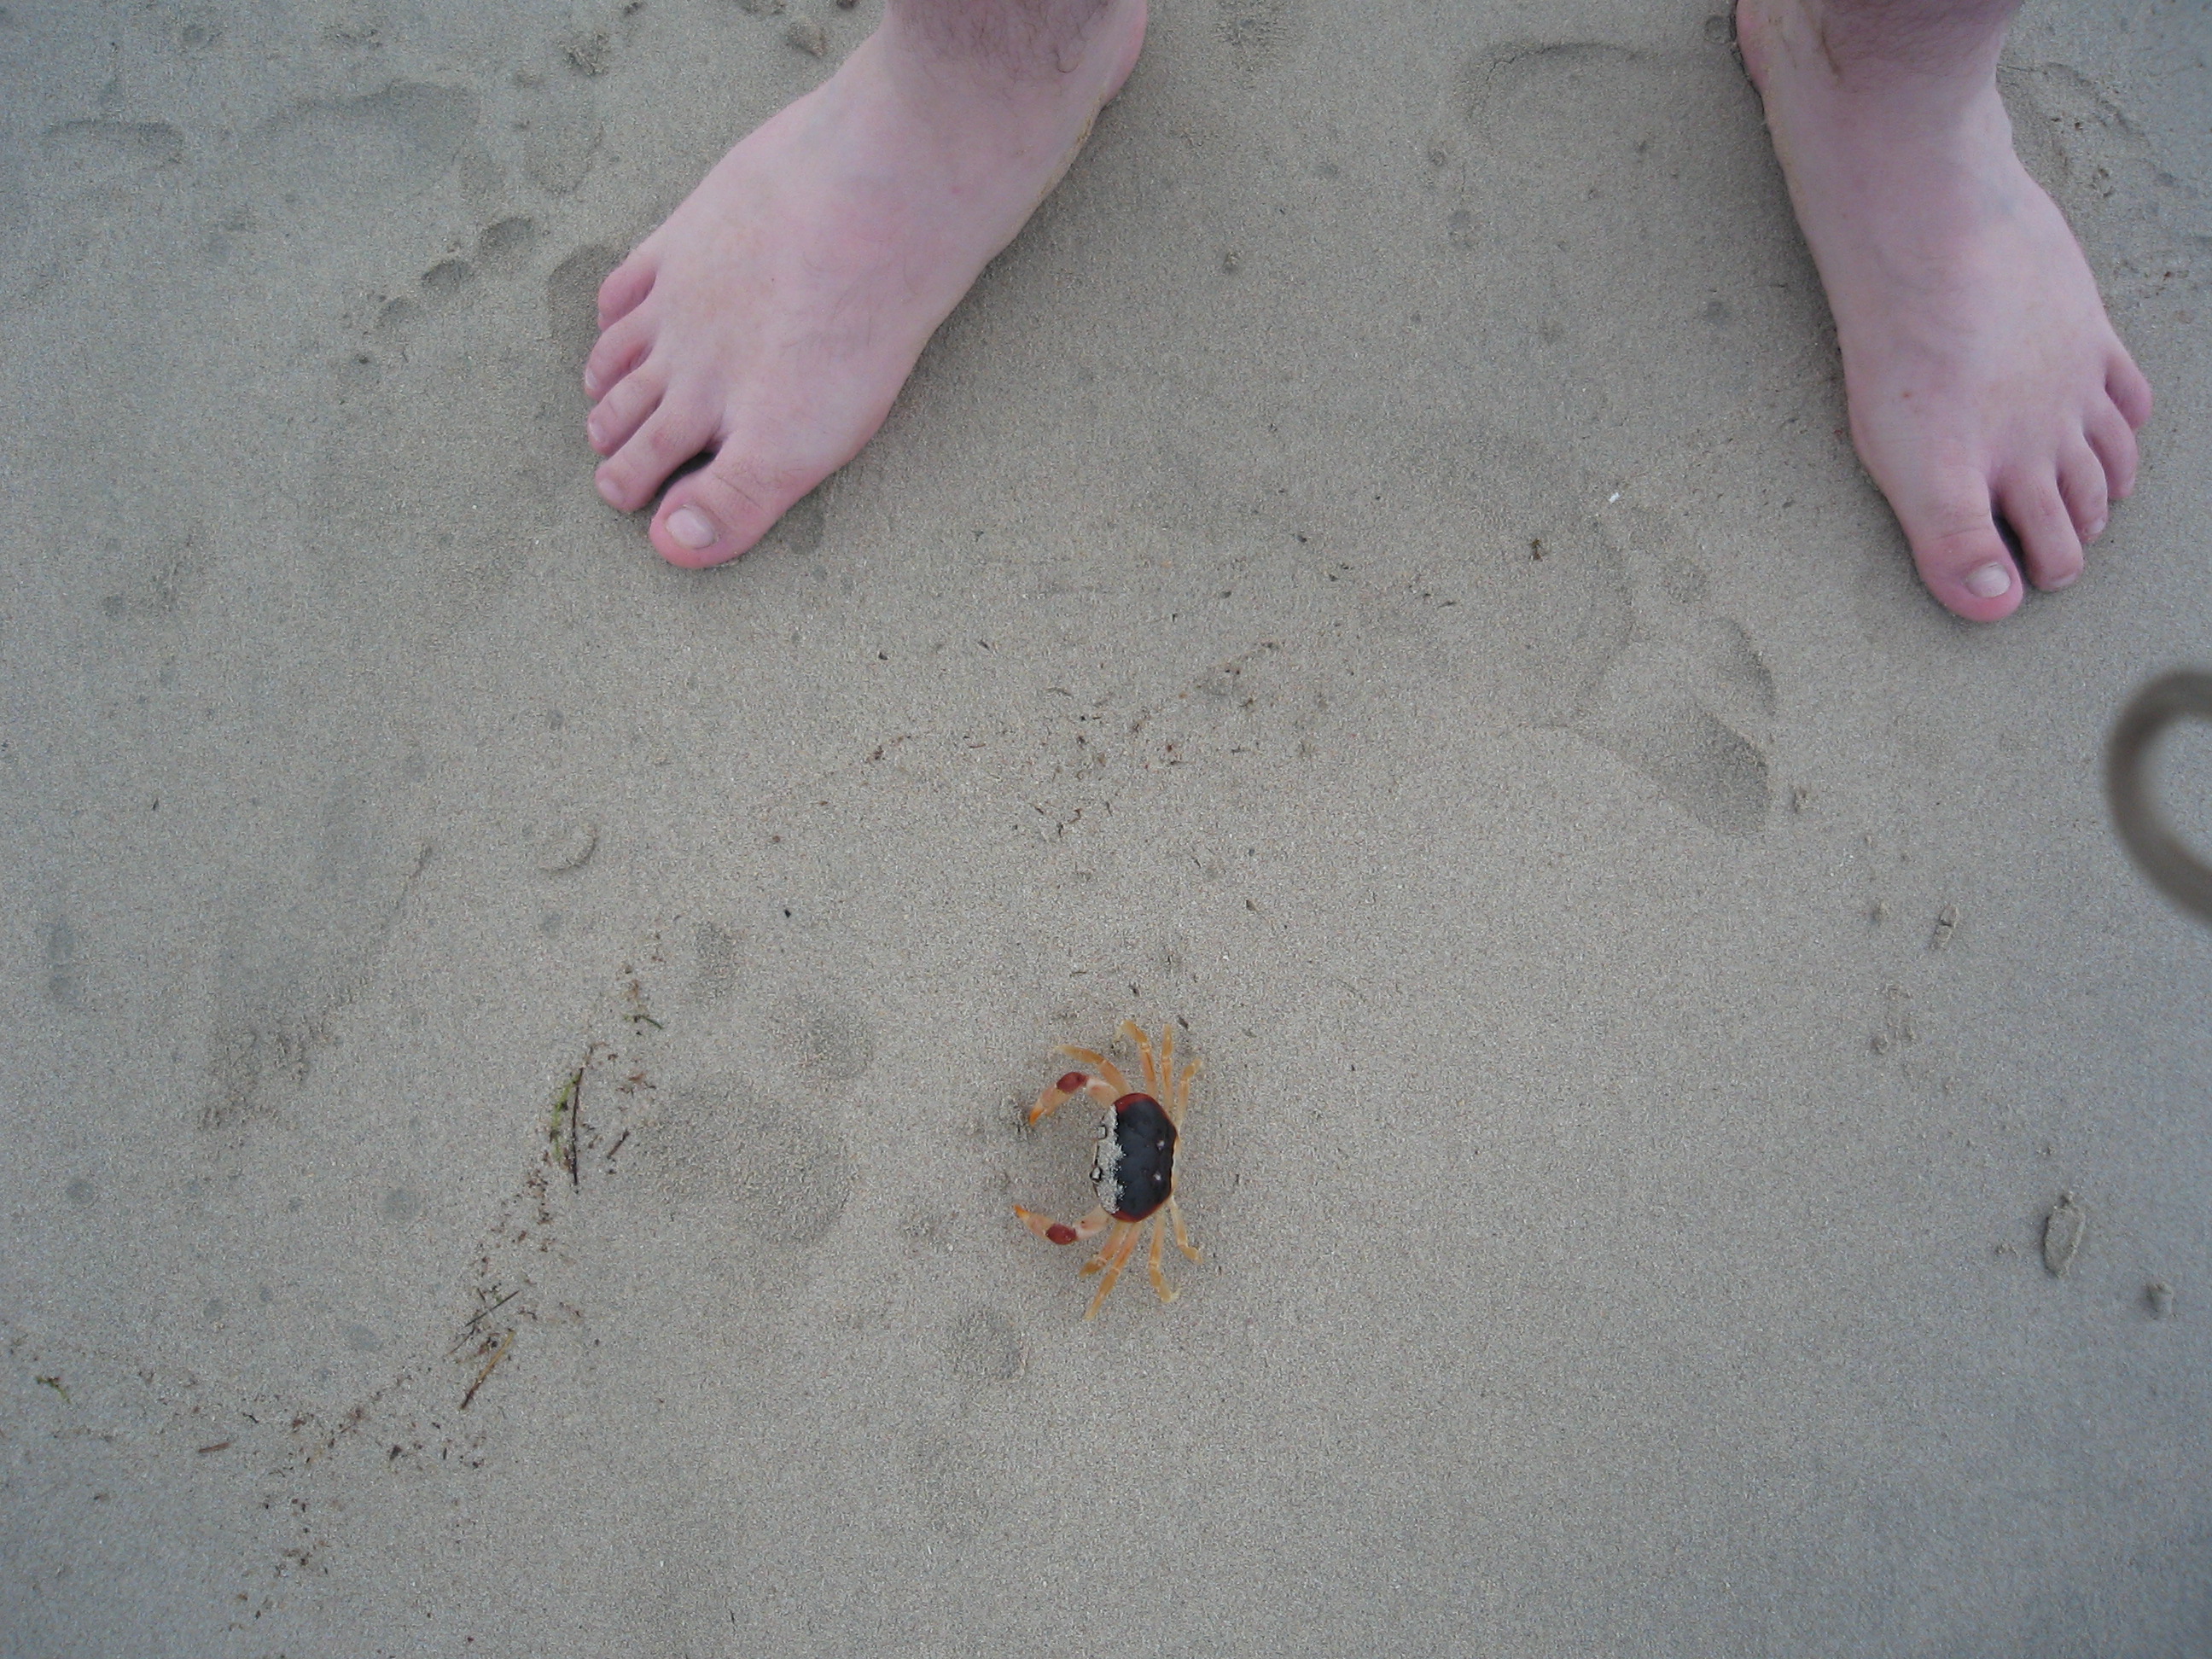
<box><xmin>41</xmin><ymin>916</ymin><xmax>84</xmax><ymax>1010</ymax></box>
<box><xmin>247</xmin><ymin>82</ymin><xmax>480</xmax><ymax>223</ymax></box>
<box><xmin>623</xmin><ymin>1080</ymin><xmax>856</xmax><ymax>1245</ymax></box>
<box><xmin>508</xmin><ymin>30</ymin><xmax>620</xmax><ymax>199</ymax></box>
<box><xmin>694</xmin><ymin>920</ymin><xmax>742</xmax><ymax>1004</ymax></box>
<box><xmin>1214</xmin><ymin>0</ymin><xmax>1308</xmax><ymax>76</ymax></box>
<box><xmin>40</xmin><ymin>119</ymin><xmax>185</xmax><ymax>183</ymax></box>
<box><xmin>1566</xmin><ymin>508</ymin><xmax>1777</xmax><ymax>838</ymax></box>
<box><xmin>201</xmin><ymin>776</ymin><xmax>429</xmax><ymax>1138</ymax></box>
<box><xmin>2001</xmin><ymin>61</ymin><xmax>2212</xmax><ymax>314</ymax></box>
<box><xmin>1403</xmin><ymin>428</ymin><xmax>1776</xmax><ymax>835</ymax></box>
<box><xmin>770</xmin><ymin>991</ymin><xmax>879</xmax><ymax>1084</ymax></box>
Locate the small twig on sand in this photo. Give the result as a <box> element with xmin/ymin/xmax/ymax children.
<box><xmin>446</xmin><ymin>1287</ymin><xmax>521</xmax><ymax>1354</ymax></box>
<box><xmin>460</xmin><ymin>1330</ymin><xmax>515</xmax><ymax>1410</ymax></box>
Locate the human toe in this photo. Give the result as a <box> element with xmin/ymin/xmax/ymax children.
<box><xmin>1892</xmin><ymin>487</ymin><xmax>2023</xmax><ymax>622</ymax></box>
<box><xmin>1998</xmin><ymin>474</ymin><xmax>2085</xmax><ymax>592</ymax></box>
<box><xmin>585</xmin><ymin>368</ymin><xmax>667</xmax><ymax>457</ymax></box>
<box><xmin>2057</xmin><ymin>439</ymin><xmax>2110</xmax><ymax>544</ymax></box>
<box><xmin>594</xmin><ymin>401</ymin><xmax>717</xmax><ymax>515</ymax></box>
<box><xmin>2085</xmin><ymin>399</ymin><xmax>2139</xmax><ymax>502</ymax></box>
<box><xmin>649</xmin><ymin>449</ymin><xmax>817</xmax><ymax>570</ymax></box>
<box><xmin>2108</xmin><ymin>352</ymin><xmax>2153</xmax><ymax>431</ymax></box>
<box><xmin>584</xmin><ymin>311</ymin><xmax>654</xmax><ymax>402</ymax></box>
<box><xmin>597</xmin><ymin>253</ymin><xmax>656</xmax><ymax>329</ymax></box>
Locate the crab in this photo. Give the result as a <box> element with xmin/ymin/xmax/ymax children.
<box><xmin>1013</xmin><ymin>1019</ymin><xmax>1202</xmax><ymax>1318</ymax></box>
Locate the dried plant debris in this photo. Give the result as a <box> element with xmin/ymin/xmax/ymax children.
<box><xmin>2042</xmin><ymin>1194</ymin><xmax>2086</xmax><ymax>1276</ymax></box>
<box><xmin>459</xmin><ymin>1328</ymin><xmax>515</xmax><ymax>1410</ymax></box>
<box><xmin>549</xmin><ymin>1064</ymin><xmax>584</xmax><ymax>1188</ymax></box>
<box><xmin>562</xmin><ymin>28</ymin><xmax>613</xmax><ymax>74</ymax></box>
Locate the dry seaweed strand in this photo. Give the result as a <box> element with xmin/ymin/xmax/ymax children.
<box><xmin>460</xmin><ymin>1329</ymin><xmax>515</xmax><ymax>1410</ymax></box>
<box><xmin>550</xmin><ymin>1063</ymin><xmax>585</xmax><ymax>1189</ymax></box>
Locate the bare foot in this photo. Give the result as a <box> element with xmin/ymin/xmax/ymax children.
<box><xmin>1738</xmin><ymin>0</ymin><xmax>2151</xmax><ymax>622</ymax></box>
<box><xmin>585</xmin><ymin>0</ymin><xmax>1146</xmax><ymax>568</ymax></box>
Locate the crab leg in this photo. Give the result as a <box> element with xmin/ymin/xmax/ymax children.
<box><xmin>1079</xmin><ymin>1219</ymin><xmax>1132</xmax><ymax>1275</ymax></box>
<box><xmin>1119</xmin><ymin>1020</ymin><xmax>1159</xmax><ymax>1097</ymax></box>
<box><xmin>1145</xmin><ymin>1212</ymin><xmax>1179</xmax><ymax>1303</ymax></box>
<box><xmin>1172</xmin><ymin>1058</ymin><xmax>1202</xmax><ymax>1126</ymax></box>
<box><xmin>1054</xmin><ymin>1046</ymin><xmax>1132</xmax><ymax>1101</ymax></box>
<box><xmin>1083</xmin><ymin>1223</ymin><xmax>1144</xmax><ymax>1318</ymax></box>
<box><xmin>1167</xmin><ymin>1196</ymin><xmax>1202</xmax><ymax>1264</ymax></box>
<box><xmin>1158</xmin><ymin>1025</ymin><xmax>1176</xmax><ymax>1099</ymax></box>
<box><xmin>1014</xmin><ymin>1204</ymin><xmax>1112</xmax><ymax>1246</ymax></box>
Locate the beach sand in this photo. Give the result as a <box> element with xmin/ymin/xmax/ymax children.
<box><xmin>3</xmin><ymin>1</ymin><xmax>2209</xmax><ymax>1652</ymax></box>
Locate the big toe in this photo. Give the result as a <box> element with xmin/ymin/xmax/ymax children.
<box><xmin>649</xmin><ymin>448</ymin><xmax>821</xmax><ymax>570</ymax></box>
<box><xmin>1894</xmin><ymin>490</ymin><xmax>2023</xmax><ymax>623</ymax></box>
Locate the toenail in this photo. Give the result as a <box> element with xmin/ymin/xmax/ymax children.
<box><xmin>668</xmin><ymin>506</ymin><xmax>718</xmax><ymax>550</ymax></box>
<box><xmin>1964</xmin><ymin>563</ymin><xmax>2012</xmax><ymax>599</ymax></box>
<box><xmin>2089</xmin><ymin>515</ymin><xmax>2107</xmax><ymax>538</ymax></box>
<box><xmin>2048</xmin><ymin>568</ymin><xmax>2079</xmax><ymax>590</ymax></box>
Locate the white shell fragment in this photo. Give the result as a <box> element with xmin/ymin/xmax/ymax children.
<box><xmin>2042</xmin><ymin>1194</ymin><xmax>2085</xmax><ymax>1276</ymax></box>
<box><xmin>1930</xmin><ymin>904</ymin><xmax>1959</xmax><ymax>949</ymax></box>
<box><xmin>537</xmin><ymin>818</ymin><xmax>599</xmax><ymax>874</ymax></box>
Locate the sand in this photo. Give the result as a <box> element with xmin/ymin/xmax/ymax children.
<box><xmin>3</xmin><ymin>0</ymin><xmax>2209</xmax><ymax>1652</ymax></box>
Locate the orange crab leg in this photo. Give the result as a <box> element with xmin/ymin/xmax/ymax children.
<box><xmin>1158</xmin><ymin>1025</ymin><xmax>1176</xmax><ymax>1097</ymax></box>
<box><xmin>1119</xmin><ymin>1020</ymin><xmax>1158</xmax><ymax>1097</ymax></box>
<box><xmin>1054</xmin><ymin>1046</ymin><xmax>1131</xmax><ymax>1101</ymax></box>
<box><xmin>1168</xmin><ymin>1195</ymin><xmax>1202</xmax><ymax>1263</ymax></box>
<box><xmin>1084</xmin><ymin>1223</ymin><xmax>1144</xmax><ymax>1318</ymax></box>
<box><xmin>1080</xmin><ymin>1220</ymin><xmax>1131</xmax><ymax>1275</ymax></box>
<box><xmin>1015</xmin><ymin>1204</ymin><xmax>1112</xmax><ymax>1246</ymax></box>
<box><xmin>1173</xmin><ymin>1058</ymin><xmax>1201</xmax><ymax>1126</ymax></box>
<box><xmin>1145</xmin><ymin>1213</ymin><xmax>1179</xmax><ymax>1303</ymax></box>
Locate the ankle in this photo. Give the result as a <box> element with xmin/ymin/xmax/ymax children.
<box><xmin>1805</xmin><ymin>0</ymin><xmax>2018</xmax><ymax>75</ymax></box>
<box><xmin>881</xmin><ymin>0</ymin><xmax>1132</xmax><ymax>88</ymax></box>
<box><xmin>1745</xmin><ymin>0</ymin><xmax>2010</xmax><ymax>142</ymax></box>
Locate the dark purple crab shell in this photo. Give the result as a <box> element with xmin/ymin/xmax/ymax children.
<box><xmin>1091</xmin><ymin>1092</ymin><xmax>1177</xmax><ymax>1221</ymax></box>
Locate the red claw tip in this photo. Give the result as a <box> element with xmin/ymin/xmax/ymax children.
<box><xmin>1056</xmin><ymin>1072</ymin><xmax>1087</xmax><ymax>1095</ymax></box>
<box><xmin>1046</xmin><ymin>1224</ymin><xmax>1079</xmax><ymax>1245</ymax></box>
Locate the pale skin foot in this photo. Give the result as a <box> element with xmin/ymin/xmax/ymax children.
<box><xmin>585</xmin><ymin>0</ymin><xmax>1146</xmax><ymax>568</ymax></box>
<box><xmin>1738</xmin><ymin>0</ymin><xmax>2152</xmax><ymax>622</ymax></box>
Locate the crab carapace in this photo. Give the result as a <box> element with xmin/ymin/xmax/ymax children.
<box><xmin>1013</xmin><ymin>1020</ymin><xmax>1202</xmax><ymax>1318</ymax></box>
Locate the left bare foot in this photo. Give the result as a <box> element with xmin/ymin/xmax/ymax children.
<box><xmin>1738</xmin><ymin>0</ymin><xmax>2152</xmax><ymax>622</ymax></box>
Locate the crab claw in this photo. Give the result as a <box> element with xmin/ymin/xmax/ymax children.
<box><xmin>1014</xmin><ymin>1204</ymin><xmax>1111</xmax><ymax>1245</ymax></box>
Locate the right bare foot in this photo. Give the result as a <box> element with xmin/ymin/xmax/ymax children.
<box><xmin>585</xmin><ymin>0</ymin><xmax>1145</xmax><ymax>568</ymax></box>
<box><xmin>1738</xmin><ymin>0</ymin><xmax>2152</xmax><ymax>622</ymax></box>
